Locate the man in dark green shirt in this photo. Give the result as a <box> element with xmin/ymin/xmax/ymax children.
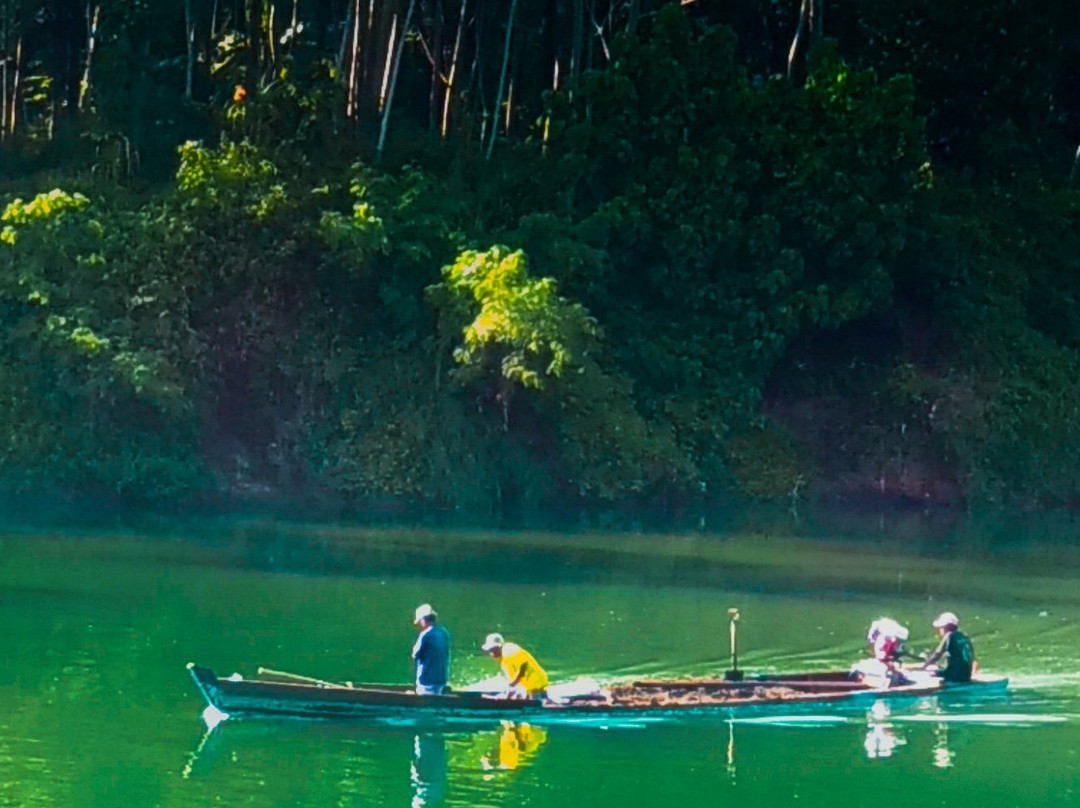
<box><xmin>919</xmin><ymin>611</ymin><xmax>976</xmax><ymax>683</ymax></box>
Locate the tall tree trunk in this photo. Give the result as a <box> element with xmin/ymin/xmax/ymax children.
<box><xmin>378</xmin><ymin>11</ymin><xmax>398</xmax><ymax>111</ymax></box>
<box><xmin>787</xmin><ymin>0</ymin><xmax>821</xmax><ymax>83</ymax></box>
<box><xmin>376</xmin><ymin>0</ymin><xmax>416</xmax><ymax>163</ymax></box>
<box><xmin>627</xmin><ymin>0</ymin><xmax>639</xmax><ymax>35</ymax></box>
<box><xmin>503</xmin><ymin>20</ymin><xmax>520</xmax><ymax>134</ymax></box>
<box><xmin>51</xmin><ymin>0</ymin><xmax>83</xmax><ymax>120</ymax></box>
<box><xmin>265</xmin><ymin>0</ymin><xmax>276</xmax><ymax>70</ymax></box>
<box><xmin>79</xmin><ymin>2</ymin><xmax>100</xmax><ymax>111</ymax></box>
<box><xmin>427</xmin><ymin>0</ymin><xmax>444</xmax><ymax>132</ymax></box>
<box><xmin>245</xmin><ymin>0</ymin><xmax>263</xmax><ymax>91</ymax></box>
<box><xmin>440</xmin><ymin>0</ymin><xmax>467</xmax><ymax>137</ymax></box>
<box><xmin>345</xmin><ymin>0</ymin><xmax>361</xmax><ymax>117</ymax></box>
<box><xmin>759</xmin><ymin>1</ymin><xmax>774</xmax><ymax>76</ymax></box>
<box><xmin>185</xmin><ymin>0</ymin><xmax>195</xmax><ymax>100</ymax></box>
<box><xmin>504</xmin><ymin>77</ymin><xmax>512</xmax><ymax>133</ymax></box>
<box><xmin>485</xmin><ymin>0</ymin><xmax>517</xmax><ymax>159</ymax></box>
<box><xmin>1</xmin><ymin>4</ymin><xmax>9</xmax><ymax>140</ymax></box>
<box><xmin>594</xmin><ymin>0</ymin><xmax>611</xmax><ymax>62</ymax></box>
<box><xmin>337</xmin><ymin>0</ymin><xmax>354</xmax><ymax>70</ymax></box>
<box><xmin>314</xmin><ymin>0</ymin><xmax>329</xmax><ymax>50</ymax></box>
<box><xmin>10</xmin><ymin>34</ymin><xmax>19</xmax><ymax>135</ymax></box>
<box><xmin>468</xmin><ymin>0</ymin><xmax>485</xmax><ymax>143</ymax></box>
<box><xmin>542</xmin><ymin>56</ymin><xmax>558</xmax><ymax>153</ymax></box>
<box><xmin>585</xmin><ymin>0</ymin><xmax>595</xmax><ymax>72</ymax></box>
<box><xmin>365</xmin><ymin>0</ymin><xmax>389</xmax><ymax>116</ymax></box>
<box><xmin>570</xmin><ymin>0</ymin><xmax>583</xmax><ymax>82</ymax></box>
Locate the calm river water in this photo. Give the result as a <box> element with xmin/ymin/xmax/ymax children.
<box><xmin>2</xmin><ymin>519</ymin><xmax>1079</xmax><ymax>807</ymax></box>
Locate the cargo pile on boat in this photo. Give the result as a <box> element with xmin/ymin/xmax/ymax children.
<box><xmin>604</xmin><ymin>683</ymin><xmax>804</xmax><ymax>708</ymax></box>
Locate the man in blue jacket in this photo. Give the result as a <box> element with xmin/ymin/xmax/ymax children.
<box><xmin>412</xmin><ymin>604</ymin><xmax>451</xmax><ymax>695</ymax></box>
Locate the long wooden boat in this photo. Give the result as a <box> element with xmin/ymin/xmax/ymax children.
<box><xmin>187</xmin><ymin>663</ymin><xmax>1008</xmax><ymax>723</ymax></box>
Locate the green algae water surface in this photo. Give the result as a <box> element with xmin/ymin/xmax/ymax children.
<box><xmin>2</xmin><ymin>522</ymin><xmax>1078</xmax><ymax>807</ymax></box>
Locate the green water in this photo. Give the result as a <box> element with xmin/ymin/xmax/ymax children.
<box><xmin>2</xmin><ymin>522</ymin><xmax>1079</xmax><ymax>807</ymax></box>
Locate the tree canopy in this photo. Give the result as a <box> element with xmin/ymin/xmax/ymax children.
<box><xmin>2</xmin><ymin>0</ymin><xmax>1080</xmax><ymax>519</ymax></box>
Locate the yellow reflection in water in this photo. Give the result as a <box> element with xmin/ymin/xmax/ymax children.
<box><xmin>479</xmin><ymin>721</ymin><xmax>549</xmax><ymax>774</ymax></box>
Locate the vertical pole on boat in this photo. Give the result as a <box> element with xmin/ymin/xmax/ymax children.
<box><xmin>725</xmin><ymin>607</ymin><xmax>743</xmax><ymax>681</ymax></box>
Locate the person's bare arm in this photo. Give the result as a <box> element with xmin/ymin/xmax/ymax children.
<box><xmin>509</xmin><ymin>662</ymin><xmax>529</xmax><ymax>687</ymax></box>
<box><xmin>920</xmin><ymin>635</ymin><xmax>948</xmax><ymax>668</ymax></box>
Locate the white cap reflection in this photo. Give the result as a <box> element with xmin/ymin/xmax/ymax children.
<box><xmin>864</xmin><ymin>700</ymin><xmax>907</xmax><ymax>760</ymax></box>
<box><xmin>864</xmin><ymin>724</ymin><xmax>904</xmax><ymax>759</ymax></box>
<box><xmin>932</xmin><ymin>725</ymin><xmax>955</xmax><ymax>769</ymax></box>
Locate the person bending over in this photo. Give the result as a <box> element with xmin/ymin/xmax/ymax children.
<box><xmin>481</xmin><ymin>633</ymin><xmax>549</xmax><ymax>699</ymax></box>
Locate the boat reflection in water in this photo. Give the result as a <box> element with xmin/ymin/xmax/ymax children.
<box><xmin>720</xmin><ymin>698</ymin><xmax>961</xmax><ymax>768</ymax></box>
<box><xmin>862</xmin><ymin>700</ymin><xmax>958</xmax><ymax>766</ymax></box>
<box><xmin>183</xmin><ymin>718</ymin><xmax>549</xmax><ymax>807</ymax></box>
<box><xmin>408</xmin><ymin>721</ymin><xmax>548</xmax><ymax>807</ymax></box>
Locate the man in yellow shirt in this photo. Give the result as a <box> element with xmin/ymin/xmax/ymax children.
<box><xmin>481</xmin><ymin>633</ymin><xmax>549</xmax><ymax>699</ymax></box>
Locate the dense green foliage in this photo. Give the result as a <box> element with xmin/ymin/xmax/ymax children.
<box><xmin>2</xmin><ymin>0</ymin><xmax>1079</xmax><ymax>517</ymax></box>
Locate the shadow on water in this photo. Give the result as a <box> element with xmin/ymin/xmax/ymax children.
<box><xmin>127</xmin><ymin>517</ymin><xmax>1080</xmax><ymax>609</ymax></box>
<box><xmin>10</xmin><ymin>514</ymin><xmax>1080</xmax><ymax>611</ymax></box>
<box><xmin>7</xmin><ymin>495</ymin><xmax>1080</xmax><ymax>588</ymax></box>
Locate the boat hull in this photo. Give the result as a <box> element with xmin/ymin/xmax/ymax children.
<box><xmin>187</xmin><ymin>664</ymin><xmax>1007</xmax><ymax>723</ymax></box>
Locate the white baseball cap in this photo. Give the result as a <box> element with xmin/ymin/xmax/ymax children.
<box><xmin>932</xmin><ymin>611</ymin><xmax>959</xmax><ymax>629</ymax></box>
<box><xmin>868</xmin><ymin>617</ymin><xmax>909</xmax><ymax>642</ymax></box>
<box><xmin>414</xmin><ymin>604</ymin><xmax>436</xmax><ymax>623</ymax></box>
<box><xmin>481</xmin><ymin>632</ymin><xmax>504</xmax><ymax>652</ymax></box>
